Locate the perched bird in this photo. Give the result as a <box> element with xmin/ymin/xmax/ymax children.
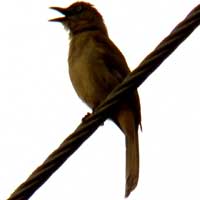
<box><xmin>49</xmin><ymin>1</ymin><xmax>141</xmax><ymax>197</ymax></box>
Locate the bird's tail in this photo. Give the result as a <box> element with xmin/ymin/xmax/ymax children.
<box><xmin>114</xmin><ymin>105</ymin><xmax>140</xmax><ymax>198</ymax></box>
<box><xmin>125</xmin><ymin>130</ymin><xmax>139</xmax><ymax>198</ymax></box>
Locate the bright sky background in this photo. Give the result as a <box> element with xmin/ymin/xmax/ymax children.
<box><xmin>0</xmin><ymin>0</ymin><xmax>200</xmax><ymax>199</ymax></box>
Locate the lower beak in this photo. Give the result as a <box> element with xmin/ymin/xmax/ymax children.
<box><xmin>49</xmin><ymin>17</ymin><xmax>66</xmax><ymax>22</ymax></box>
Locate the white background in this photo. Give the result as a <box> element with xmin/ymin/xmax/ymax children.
<box><xmin>0</xmin><ymin>0</ymin><xmax>200</xmax><ymax>199</ymax></box>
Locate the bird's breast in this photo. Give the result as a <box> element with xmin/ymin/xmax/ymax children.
<box><xmin>68</xmin><ymin>36</ymin><xmax>108</xmax><ymax>108</ymax></box>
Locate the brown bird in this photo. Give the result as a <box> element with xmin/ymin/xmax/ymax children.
<box><xmin>49</xmin><ymin>1</ymin><xmax>141</xmax><ymax>198</ymax></box>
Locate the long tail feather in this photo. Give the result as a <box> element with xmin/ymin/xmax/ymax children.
<box><xmin>125</xmin><ymin>131</ymin><xmax>139</xmax><ymax>197</ymax></box>
<box><xmin>114</xmin><ymin>105</ymin><xmax>140</xmax><ymax>198</ymax></box>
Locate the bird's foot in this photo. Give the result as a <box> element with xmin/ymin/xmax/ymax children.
<box><xmin>82</xmin><ymin>111</ymin><xmax>104</xmax><ymax>126</ymax></box>
<box><xmin>82</xmin><ymin>112</ymin><xmax>92</xmax><ymax>122</ymax></box>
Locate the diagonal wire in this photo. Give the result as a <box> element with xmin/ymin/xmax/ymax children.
<box><xmin>7</xmin><ymin>4</ymin><xmax>200</xmax><ymax>200</ymax></box>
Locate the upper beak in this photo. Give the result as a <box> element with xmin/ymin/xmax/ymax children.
<box><xmin>49</xmin><ymin>7</ymin><xmax>67</xmax><ymax>22</ymax></box>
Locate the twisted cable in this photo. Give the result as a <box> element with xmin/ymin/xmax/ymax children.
<box><xmin>7</xmin><ymin>4</ymin><xmax>200</xmax><ymax>200</ymax></box>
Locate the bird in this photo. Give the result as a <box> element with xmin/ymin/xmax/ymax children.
<box><xmin>49</xmin><ymin>1</ymin><xmax>142</xmax><ymax>198</ymax></box>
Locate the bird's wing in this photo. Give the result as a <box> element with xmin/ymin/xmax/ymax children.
<box><xmin>92</xmin><ymin>33</ymin><xmax>130</xmax><ymax>82</ymax></box>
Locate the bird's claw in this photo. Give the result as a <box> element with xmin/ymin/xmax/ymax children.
<box><xmin>82</xmin><ymin>112</ymin><xmax>92</xmax><ymax>122</ymax></box>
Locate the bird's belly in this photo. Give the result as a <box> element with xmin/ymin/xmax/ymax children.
<box><xmin>68</xmin><ymin>61</ymin><xmax>108</xmax><ymax>109</ymax></box>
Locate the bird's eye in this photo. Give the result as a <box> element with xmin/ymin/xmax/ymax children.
<box><xmin>75</xmin><ymin>5</ymin><xmax>83</xmax><ymax>13</ymax></box>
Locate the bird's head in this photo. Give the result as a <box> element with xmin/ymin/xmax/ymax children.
<box><xmin>49</xmin><ymin>1</ymin><xmax>108</xmax><ymax>36</ymax></box>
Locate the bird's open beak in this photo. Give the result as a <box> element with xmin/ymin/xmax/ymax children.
<box><xmin>49</xmin><ymin>7</ymin><xmax>67</xmax><ymax>22</ymax></box>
